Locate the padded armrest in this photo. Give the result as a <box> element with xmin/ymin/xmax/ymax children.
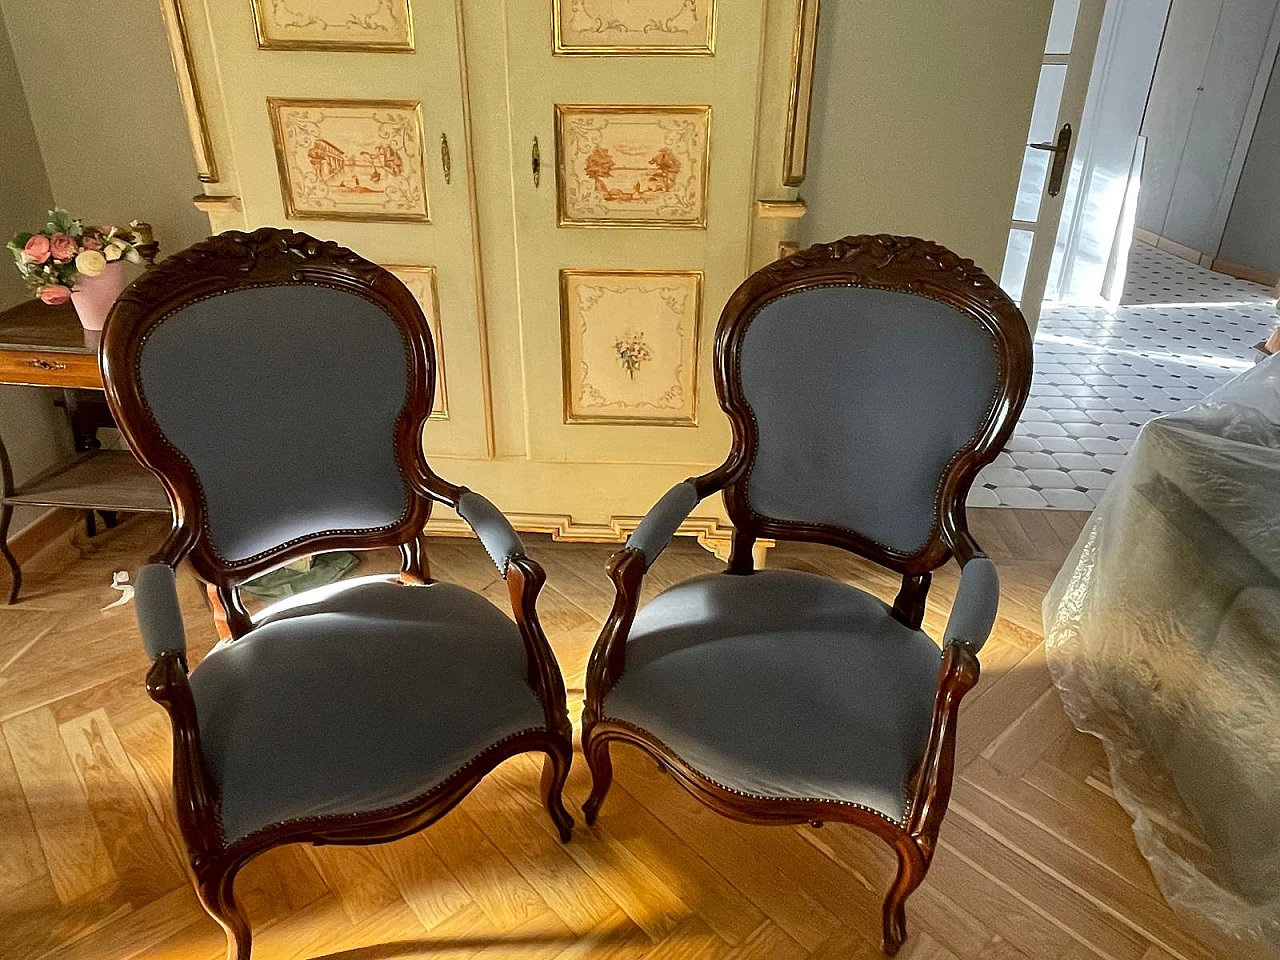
<box><xmin>626</xmin><ymin>480</ymin><xmax>701</xmax><ymax>568</ymax></box>
<box><xmin>942</xmin><ymin>557</ymin><xmax>1000</xmax><ymax>652</ymax></box>
<box><xmin>136</xmin><ymin>563</ymin><xmax>187</xmax><ymax>661</ymax></box>
<box><xmin>457</xmin><ymin>490</ymin><xmax>525</xmax><ymax>576</ymax></box>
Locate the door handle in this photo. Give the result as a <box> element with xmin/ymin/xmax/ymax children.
<box><xmin>531</xmin><ymin>136</ymin><xmax>541</xmax><ymax>188</ymax></box>
<box><xmin>440</xmin><ymin>133</ymin><xmax>452</xmax><ymax>185</ymax></box>
<box><xmin>1028</xmin><ymin>122</ymin><xmax>1072</xmax><ymax>198</ymax></box>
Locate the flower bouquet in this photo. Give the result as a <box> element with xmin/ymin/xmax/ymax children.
<box><xmin>7</xmin><ymin>208</ymin><xmax>146</xmax><ymax>331</ymax></box>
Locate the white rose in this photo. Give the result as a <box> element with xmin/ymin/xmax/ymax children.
<box><xmin>104</xmin><ymin>242</ymin><xmax>125</xmax><ymax>262</ymax></box>
<box><xmin>75</xmin><ymin>249</ymin><xmax>107</xmax><ymax>277</ymax></box>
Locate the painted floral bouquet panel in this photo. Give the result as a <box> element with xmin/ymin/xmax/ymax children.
<box><xmin>561</xmin><ymin>269</ymin><xmax>702</xmax><ymax>424</ymax></box>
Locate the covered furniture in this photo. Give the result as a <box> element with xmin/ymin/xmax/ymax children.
<box><xmin>1044</xmin><ymin>354</ymin><xmax>1280</xmax><ymax>947</ymax></box>
<box><xmin>581</xmin><ymin>235</ymin><xmax>1032</xmax><ymax>955</ymax></box>
<box><xmin>100</xmin><ymin>228</ymin><xmax>573</xmax><ymax>960</ymax></box>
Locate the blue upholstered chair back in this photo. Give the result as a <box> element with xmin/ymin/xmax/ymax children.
<box><xmin>730</xmin><ymin>284</ymin><xmax>1003</xmax><ymax>558</ymax></box>
<box><xmin>136</xmin><ymin>283</ymin><xmax>415</xmax><ymax>565</ymax></box>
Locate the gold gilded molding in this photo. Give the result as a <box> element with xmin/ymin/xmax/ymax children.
<box><xmin>251</xmin><ymin>0</ymin><xmax>414</xmax><ymax>52</ymax></box>
<box><xmin>783</xmin><ymin>0</ymin><xmax>820</xmax><ymax>187</ymax></box>
<box><xmin>157</xmin><ymin>0</ymin><xmax>218</xmax><ymax>183</ymax></box>
<box><xmin>453</xmin><ymin>0</ymin><xmax>496</xmax><ymax>458</ymax></box>
<box><xmin>755</xmin><ymin>198</ymin><xmax>807</xmax><ymax>219</ymax></box>
<box><xmin>555</xmin><ymin>104</ymin><xmax>711</xmax><ymax>229</ymax></box>
<box><xmin>425</xmin><ymin>509</ymin><xmax>773</xmax><ymax>564</ymax></box>
<box><xmin>267</xmin><ymin>98</ymin><xmax>430</xmax><ymax>223</ymax></box>
<box><xmin>191</xmin><ymin>194</ymin><xmax>242</xmax><ymax>213</ymax></box>
<box><xmin>560</xmin><ymin>269</ymin><xmax>702</xmax><ymax>426</ymax></box>
<box><xmin>385</xmin><ymin>265</ymin><xmax>448</xmax><ymax>420</ymax></box>
<box><xmin>553</xmin><ymin>0</ymin><xmax>716</xmax><ymax>56</ymax></box>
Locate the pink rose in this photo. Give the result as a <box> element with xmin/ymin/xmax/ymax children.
<box><xmin>49</xmin><ymin>233</ymin><xmax>77</xmax><ymax>261</ymax></box>
<box><xmin>23</xmin><ymin>234</ymin><xmax>51</xmax><ymax>264</ymax></box>
<box><xmin>38</xmin><ymin>284</ymin><xmax>71</xmax><ymax>305</ymax></box>
<box><xmin>82</xmin><ymin>236</ymin><xmax>103</xmax><ymax>251</ymax></box>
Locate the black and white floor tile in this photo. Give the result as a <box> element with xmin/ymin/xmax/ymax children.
<box><xmin>972</xmin><ymin>240</ymin><xmax>1277</xmax><ymax>510</ymax></box>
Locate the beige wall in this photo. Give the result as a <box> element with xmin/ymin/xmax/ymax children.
<box><xmin>0</xmin><ymin>0</ymin><xmax>208</xmax><ymax>255</ymax></box>
<box><xmin>800</xmin><ymin>0</ymin><xmax>1053</xmax><ymax>277</ymax></box>
<box><xmin>0</xmin><ymin>13</ymin><xmax>71</xmax><ymax>534</ymax></box>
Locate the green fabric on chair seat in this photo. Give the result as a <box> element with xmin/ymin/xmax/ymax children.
<box><xmin>604</xmin><ymin>569</ymin><xmax>942</xmax><ymax>822</ymax></box>
<box><xmin>190</xmin><ymin>578</ymin><xmax>546</xmax><ymax>843</ymax></box>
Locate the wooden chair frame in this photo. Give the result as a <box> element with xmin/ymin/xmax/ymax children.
<box><xmin>581</xmin><ymin>235</ymin><xmax>1033</xmax><ymax>955</ymax></box>
<box><xmin>100</xmin><ymin>228</ymin><xmax>573</xmax><ymax>960</ymax></box>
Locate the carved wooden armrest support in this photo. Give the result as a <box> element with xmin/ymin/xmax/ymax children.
<box><xmin>906</xmin><ymin>641</ymin><xmax>981</xmax><ymax>858</ymax></box>
<box><xmin>146</xmin><ymin>651</ymin><xmax>223</xmax><ymax>858</ymax></box>
<box><xmin>506</xmin><ymin>555</ymin><xmax>571</xmax><ymax>738</ymax></box>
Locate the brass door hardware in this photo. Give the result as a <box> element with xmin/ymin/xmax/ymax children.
<box><xmin>1029</xmin><ymin>122</ymin><xmax>1072</xmax><ymax>198</ymax></box>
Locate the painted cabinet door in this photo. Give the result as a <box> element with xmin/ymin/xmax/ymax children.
<box><xmin>178</xmin><ymin>0</ymin><xmax>491</xmax><ymax>459</ymax></box>
<box><xmin>429</xmin><ymin>0</ymin><xmax>770</xmax><ymax>535</ymax></box>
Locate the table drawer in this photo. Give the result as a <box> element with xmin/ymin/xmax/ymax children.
<box><xmin>0</xmin><ymin>349</ymin><xmax>102</xmax><ymax>388</ymax></box>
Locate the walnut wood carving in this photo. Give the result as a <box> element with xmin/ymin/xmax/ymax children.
<box><xmin>100</xmin><ymin>228</ymin><xmax>573</xmax><ymax>960</ymax></box>
<box><xmin>582</xmin><ymin>235</ymin><xmax>1032</xmax><ymax>955</ymax></box>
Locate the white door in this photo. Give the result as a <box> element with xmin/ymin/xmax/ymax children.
<box><xmin>1000</xmin><ymin>0</ymin><xmax>1108</xmax><ymax>328</ymax></box>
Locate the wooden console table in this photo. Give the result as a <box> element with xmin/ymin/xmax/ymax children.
<box><xmin>0</xmin><ymin>298</ymin><xmax>169</xmax><ymax>603</ymax></box>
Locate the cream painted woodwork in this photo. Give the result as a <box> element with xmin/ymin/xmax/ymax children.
<box><xmin>169</xmin><ymin>0</ymin><xmax>810</xmax><ymax>552</ymax></box>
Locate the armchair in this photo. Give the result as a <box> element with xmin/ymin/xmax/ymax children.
<box><xmin>100</xmin><ymin>228</ymin><xmax>573</xmax><ymax>960</ymax></box>
<box><xmin>581</xmin><ymin>235</ymin><xmax>1032</xmax><ymax>955</ymax></box>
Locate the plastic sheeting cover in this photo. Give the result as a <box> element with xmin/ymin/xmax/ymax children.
<box><xmin>1043</xmin><ymin>354</ymin><xmax>1280</xmax><ymax>946</ymax></box>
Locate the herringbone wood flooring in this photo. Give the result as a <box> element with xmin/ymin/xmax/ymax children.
<box><xmin>0</xmin><ymin>511</ymin><xmax>1259</xmax><ymax>959</ymax></box>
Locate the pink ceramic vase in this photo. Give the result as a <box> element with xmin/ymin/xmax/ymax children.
<box><xmin>70</xmin><ymin>261</ymin><xmax>130</xmax><ymax>332</ymax></box>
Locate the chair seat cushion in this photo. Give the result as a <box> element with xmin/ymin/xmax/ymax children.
<box><xmin>189</xmin><ymin>577</ymin><xmax>547</xmax><ymax>842</ymax></box>
<box><xmin>603</xmin><ymin>570</ymin><xmax>942</xmax><ymax>822</ymax></box>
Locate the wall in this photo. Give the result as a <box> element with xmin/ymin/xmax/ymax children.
<box><xmin>800</xmin><ymin>0</ymin><xmax>1053</xmax><ymax>276</ymax></box>
<box><xmin>0</xmin><ymin>13</ymin><xmax>70</xmax><ymax>534</ymax></box>
<box><xmin>1219</xmin><ymin>52</ymin><xmax>1280</xmax><ymax>274</ymax></box>
<box><xmin>0</xmin><ymin>0</ymin><xmax>208</xmax><ymax>255</ymax></box>
<box><xmin>1135</xmin><ymin>0</ymin><xmax>1280</xmax><ymax>255</ymax></box>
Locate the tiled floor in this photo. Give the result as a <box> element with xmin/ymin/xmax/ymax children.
<box><xmin>973</xmin><ymin>239</ymin><xmax>1277</xmax><ymax>510</ymax></box>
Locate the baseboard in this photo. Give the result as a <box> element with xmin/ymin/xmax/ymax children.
<box><xmin>1137</xmin><ymin>230</ymin><xmax>1277</xmax><ymax>285</ymax></box>
<box><xmin>8</xmin><ymin>508</ymin><xmax>77</xmax><ymax>564</ymax></box>
<box><xmin>1209</xmin><ymin>256</ymin><xmax>1279</xmax><ymax>288</ymax></box>
<box><xmin>1154</xmin><ymin>234</ymin><xmax>1213</xmax><ymax>267</ymax></box>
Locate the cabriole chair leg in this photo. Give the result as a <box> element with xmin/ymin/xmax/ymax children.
<box><xmin>196</xmin><ymin>858</ymin><xmax>253</xmax><ymax>960</ymax></box>
<box><xmin>541</xmin><ymin>736</ymin><xmax>574</xmax><ymax>842</ymax></box>
<box><xmin>882</xmin><ymin>840</ymin><xmax>928</xmax><ymax>955</ymax></box>
<box><xmin>581</xmin><ymin>732</ymin><xmax>613</xmax><ymax>826</ymax></box>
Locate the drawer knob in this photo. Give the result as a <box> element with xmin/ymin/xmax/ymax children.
<box><xmin>26</xmin><ymin>358</ymin><xmax>67</xmax><ymax>371</ymax></box>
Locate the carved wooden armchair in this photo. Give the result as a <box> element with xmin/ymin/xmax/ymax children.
<box><xmin>100</xmin><ymin>228</ymin><xmax>573</xmax><ymax>960</ymax></box>
<box><xmin>581</xmin><ymin>236</ymin><xmax>1032</xmax><ymax>955</ymax></box>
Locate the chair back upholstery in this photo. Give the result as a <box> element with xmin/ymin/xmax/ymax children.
<box><xmin>712</xmin><ymin>235</ymin><xmax>1032</xmax><ymax>573</ymax></box>
<box><xmin>101</xmin><ymin>228</ymin><xmax>437</xmax><ymax>585</ymax></box>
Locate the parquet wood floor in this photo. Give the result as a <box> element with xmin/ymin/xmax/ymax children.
<box><xmin>0</xmin><ymin>510</ymin><xmax>1263</xmax><ymax>960</ymax></box>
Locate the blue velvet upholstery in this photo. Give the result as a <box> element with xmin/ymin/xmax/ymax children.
<box><xmin>138</xmin><ymin>286</ymin><xmax>411</xmax><ymax>563</ymax></box>
<box><xmin>738</xmin><ymin>286</ymin><xmax>999</xmax><ymax>555</ymax></box>
<box><xmin>943</xmin><ymin>557</ymin><xmax>1000</xmax><ymax>651</ymax></box>
<box><xmin>189</xmin><ymin>578</ymin><xmax>546</xmax><ymax>842</ymax></box>
<box><xmin>604</xmin><ymin>569</ymin><xmax>942</xmax><ymax>821</ymax></box>
<box><xmin>626</xmin><ymin>481</ymin><xmax>701</xmax><ymax>567</ymax></box>
<box><xmin>457</xmin><ymin>491</ymin><xmax>525</xmax><ymax>574</ymax></box>
<box><xmin>135</xmin><ymin>563</ymin><xmax>186</xmax><ymax>660</ymax></box>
